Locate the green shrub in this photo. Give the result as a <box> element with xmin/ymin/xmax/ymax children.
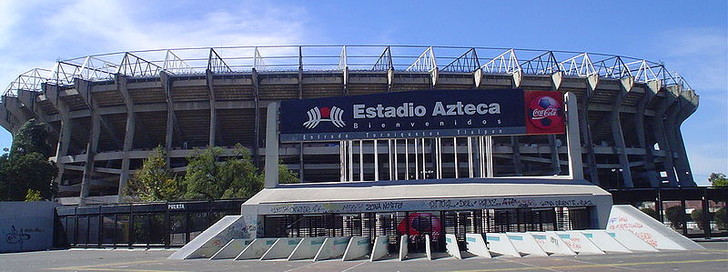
<box><xmin>665</xmin><ymin>205</ymin><xmax>685</xmax><ymax>229</ymax></box>
<box><xmin>690</xmin><ymin>209</ymin><xmax>709</xmax><ymax>230</ymax></box>
<box><xmin>715</xmin><ymin>208</ymin><xmax>727</xmax><ymax>230</ymax></box>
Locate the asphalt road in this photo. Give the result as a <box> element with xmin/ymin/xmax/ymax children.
<box><xmin>1</xmin><ymin>241</ymin><xmax>726</xmax><ymax>272</ymax></box>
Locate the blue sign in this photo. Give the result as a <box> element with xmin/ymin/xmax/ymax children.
<box><xmin>279</xmin><ymin>89</ymin><xmax>559</xmax><ymax>142</ymax></box>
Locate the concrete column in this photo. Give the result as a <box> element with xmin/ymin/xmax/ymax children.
<box><xmin>663</xmin><ymin>87</ymin><xmax>696</xmax><ymax>186</ymax></box>
<box><xmin>565</xmin><ymin>92</ymin><xmax>584</xmax><ymax>180</ymax></box>
<box><xmin>264</xmin><ymin>102</ymin><xmax>279</xmax><ymax>188</ymax></box>
<box><xmin>635</xmin><ymin>82</ymin><xmax>660</xmax><ymax>187</ymax></box>
<box><xmin>611</xmin><ymin>77</ymin><xmax>634</xmax><ymax>187</ymax></box>
<box><xmin>653</xmin><ymin>85</ymin><xmax>678</xmax><ymax>187</ymax></box>
<box><xmin>205</xmin><ymin>69</ymin><xmax>217</xmax><ymax>147</ymax></box>
<box><xmin>43</xmin><ymin>83</ymin><xmax>72</xmax><ymax>187</ymax></box>
<box><xmin>671</xmin><ymin>91</ymin><xmax>698</xmax><ymax>186</ymax></box>
<box><xmin>116</xmin><ymin>75</ymin><xmax>135</xmax><ymax>197</ymax></box>
<box><xmin>549</xmin><ymin>73</ymin><xmax>563</xmax><ymax>175</ymax></box>
<box><xmin>548</xmin><ymin>135</ymin><xmax>560</xmax><ymax>174</ymax></box>
<box><xmin>485</xmin><ymin>136</ymin><xmax>494</xmax><ymax>178</ymax></box>
<box><xmin>160</xmin><ymin>71</ymin><xmax>180</xmax><ymax>163</ymax></box>
<box><xmin>252</xmin><ymin>68</ymin><xmax>261</xmax><ymax>166</ymax></box>
<box><xmin>80</xmin><ymin>108</ymin><xmax>101</xmax><ymax>205</ymax></box>
<box><xmin>580</xmin><ymin>75</ymin><xmax>600</xmax><ymax>184</ymax></box>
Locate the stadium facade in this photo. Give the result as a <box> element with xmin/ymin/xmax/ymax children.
<box><xmin>0</xmin><ymin>45</ymin><xmax>698</xmax><ymax>206</ymax></box>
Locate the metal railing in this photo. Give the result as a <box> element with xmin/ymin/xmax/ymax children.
<box><xmin>54</xmin><ymin>199</ymin><xmax>246</xmax><ymax>248</ymax></box>
<box><xmin>4</xmin><ymin>45</ymin><xmax>693</xmax><ymax>97</ymax></box>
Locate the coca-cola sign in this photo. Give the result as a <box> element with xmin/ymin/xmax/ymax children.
<box><xmin>525</xmin><ymin>91</ymin><xmax>565</xmax><ymax>134</ymax></box>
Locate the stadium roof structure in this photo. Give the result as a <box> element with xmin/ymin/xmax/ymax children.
<box><xmin>3</xmin><ymin>45</ymin><xmax>693</xmax><ymax>97</ymax></box>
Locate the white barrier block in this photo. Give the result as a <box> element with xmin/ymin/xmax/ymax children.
<box><xmin>235</xmin><ymin>238</ymin><xmax>278</xmax><ymax>260</ymax></box>
<box><xmin>485</xmin><ymin>233</ymin><xmax>520</xmax><ymax>257</ymax></box>
<box><xmin>553</xmin><ymin>231</ymin><xmax>605</xmax><ymax>255</ymax></box>
<box><xmin>529</xmin><ymin>232</ymin><xmax>576</xmax><ymax>256</ymax></box>
<box><xmin>288</xmin><ymin>237</ymin><xmax>326</xmax><ymax>261</ymax></box>
<box><xmin>210</xmin><ymin>239</ymin><xmax>253</xmax><ymax>260</ymax></box>
<box><xmin>607</xmin><ymin>205</ymin><xmax>703</xmax><ymax>250</ymax></box>
<box><xmin>314</xmin><ymin>237</ymin><xmax>350</xmax><ymax>261</ymax></box>
<box><xmin>370</xmin><ymin>236</ymin><xmax>389</xmax><ymax>262</ymax></box>
<box><xmin>425</xmin><ymin>234</ymin><xmax>433</xmax><ymax>260</ymax></box>
<box><xmin>465</xmin><ymin>233</ymin><xmax>492</xmax><ymax>258</ymax></box>
<box><xmin>445</xmin><ymin>234</ymin><xmax>462</xmax><ymax>259</ymax></box>
<box><xmin>581</xmin><ymin>230</ymin><xmax>631</xmax><ymax>253</ymax></box>
<box><xmin>342</xmin><ymin>236</ymin><xmax>371</xmax><ymax>261</ymax></box>
<box><xmin>398</xmin><ymin>235</ymin><xmax>408</xmax><ymax>261</ymax></box>
<box><xmin>607</xmin><ymin>230</ymin><xmax>659</xmax><ymax>252</ymax></box>
<box><xmin>261</xmin><ymin>238</ymin><xmax>303</xmax><ymax>260</ymax></box>
<box><xmin>506</xmin><ymin>233</ymin><xmax>548</xmax><ymax>257</ymax></box>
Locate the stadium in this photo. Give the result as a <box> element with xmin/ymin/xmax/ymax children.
<box><xmin>0</xmin><ymin>45</ymin><xmax>697</xmax><ymax>204</ymax></box>
<box><xmin>0</xmin><ymin>45</ymin><xmax>707</xmax><ymax>256</ymax></box>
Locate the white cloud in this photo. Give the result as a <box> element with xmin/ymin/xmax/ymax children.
<box><xmin>0</xmin><ymin>0</ymin><xmax>316</xmax><ymax>149</ymax></box>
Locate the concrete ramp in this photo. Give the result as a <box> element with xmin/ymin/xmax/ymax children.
<box><xmin>398</xmin><ymin>235</ymin><xmax>408</xmax><ymax>261</ymax></box>
<box><xmin>288</xmin><ymin>237</ymin><xmax>326</xmax><ymax>261</ymax></box>
<box><xmin>607</xmin><ymin>205</ymin><xmax>703</xmax><ymax>250</ymax></box>
<box><xmin>465</xmin><ymin>233</ymin><xmax>492</xmax><ymax>258</ymax></box>
<box><xmin>314</xmin><ymin>237</ymin><xmax>350</xmax><ymax>261</ymax></box>
<box><xmin>261</xmin><ymin>238</ymin><xmax>302</xmax><ymax>260</ymax></box>
<box><xmin>210</xmin><ymin>239</ymin><xmax>252</xmax><ymax>260</ymax></box>
<box><xmin>485</xmin><ymin>233</ymin><xmax>520</xmax><ymax>257</ymax></box>
<box><xmin>445</xmin><ymin>234</ymin><xmax>462</xmax><ymax>259</ymax></box>
<box><xmin>168</xmin><ymin>215</ymin><xmax>246</xmax><ymax>259</ymax></box>
<box><xmin>506</xmin><ymin>233</ymin><xmax>548</xmax><ymax>257</ymax></box>
<box><xmin>342</xmin><ymin>236</ymin><xmax>371</xmax><ymax>261</ymax></box>
<box><xmin>553</xmin><ymin>231</ymin><xmax>604</xmax><ymax>255</ymax></box>
<box><xmin>581</xmin><ymin>230</ymin><xmax>631</xmax><ymax>253</ymax></box>
<box><xmin>607</xmin><ymin>230</ymin><xmax>659</xmax><ymax>252</ymax></box>
<box><xmin>529</xmin><ymin>232</ymin><xmax>576</xmax><ymax>256</ymax></box>
<box><xmin>235</xmin><ymin>238</ymin><xmax>278</xmax><ymax>260</ymax></box>
<box><xmin>370</xmin><ymin>236</ymin><xmax>389</xmax><ymax>262</ymax></box>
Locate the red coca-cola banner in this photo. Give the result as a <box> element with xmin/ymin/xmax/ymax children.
<box><xmin>524</xmin><ymin>91</ymin><xmax>565</xmax><ymax>135</ymax></box>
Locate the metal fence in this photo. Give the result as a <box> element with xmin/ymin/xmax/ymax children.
<box><xmin>55</xmin><ymin>199</ymin><xmax>246</xmax><ymax>248</ymax></box>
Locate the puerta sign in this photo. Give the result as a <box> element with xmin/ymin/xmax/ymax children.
<box><xmin>279</xmin><ymin>89</ymin><xmax>564</xmax><ymax>142</ymax></box>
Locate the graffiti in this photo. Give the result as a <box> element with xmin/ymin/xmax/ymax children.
<box><xmin>6</xmin><ymin>226</ymin><xmax>31</xmax><ymax>245</ymax></box>
<box><xmin>633</xmin><ymin>231</ymin><xmax>657</xmax><ymax>247</ymax></box>
<box><xmin>607</xmin><ymin>216</ymin><xmax>645</xmax><ymax>231</ymax></box>
<box><xmin>364</xmin><ymin>202</ymin><xmax>403</xmax><ymax>211</ymax></box>
<box><xmin>265</xmin><ymin>196</ymin><xmax>595</xmax><ymax>215</ymax></box>
<box><xmin>539</xmin><ymin>199</ymin><xmax>593</xmax><ymax>207</ymax></box>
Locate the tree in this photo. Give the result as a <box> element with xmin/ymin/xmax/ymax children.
<box><xmin>124</xmin><ymin>144</ymin><xmax>298</xmax><ymax>202</ymax></box>
<box><xmin>25</xmin><ymin>189</ymin><xmax>42</xmax><ymax>202</ymax></box>
<box><xmin>11</xmin><ymin>118</ymin><xmax>53</xmax><ymax>158</ymax></box>
<box><xmin>279</xmin><ymin>162</ymin><xmax>299</xmax><ymax>184</ymax></box>
<box><xmin>183</xmin><ymin>145</ymin><xmax>264</xmax><ymax>200</ymax></box>
<box><xmin>690</xmin><ymin>209</ymin><xmax>709</xmax><ymax>230</ymax></box>
<box><xmin>716</xmin><ymin>208</ymin><xmax>727</xmax><ymax>230</ymax></box>
<box><xmin>665</xmin><ymin>205</ymin><xmax>685</xmax><ymax>229</ymax></box>
<box><xmin>0</xmin><ymin>119</ymin><xmax>58</xmax><ymax>201</ymax></box>
<box><xmin>709</xmin><ymin>173</ymin><xmax>728</xmax><ymax>187</ymax></box>
<box><xmin>125</xmin><ymin>146</ymin><xmax>182</xmax><ymax>202</ymax></box>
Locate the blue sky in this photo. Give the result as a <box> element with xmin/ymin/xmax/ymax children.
<box><xmin>0</xmin><ymin>0</ymin><xmax>725</xmax><ymax>185</ymax></box>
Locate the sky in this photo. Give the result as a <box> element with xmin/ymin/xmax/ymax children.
<box><xmin>0</xmin><ymin>0</ymin><xmax>725</xmax><ymax>185</ymax></box>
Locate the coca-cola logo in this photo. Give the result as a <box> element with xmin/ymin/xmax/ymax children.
<box><xmin>527</xmin><ymin>95</ymin><xmax>563</xmax><ymax>129</ymax></box>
